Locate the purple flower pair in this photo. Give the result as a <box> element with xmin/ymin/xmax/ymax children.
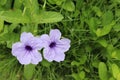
<box><xmin>12</xmin><ymin>29</ymin><xmax>71</xmax><ymax>65</ymax></box>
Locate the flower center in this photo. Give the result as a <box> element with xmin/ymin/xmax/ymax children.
<box><xmin>49</xmin><ymin>42</ymin><xmax>56</xmax><ymax>48</ymax></box>
<box><xmin>25</xmin><ymin>45</ymin><xmax>33</xmax><ymax>51</ymax></box>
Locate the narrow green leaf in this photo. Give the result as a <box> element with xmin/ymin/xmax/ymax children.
<box><xmin>98</xmin><ymin>62</ymin><xmax>108</xmax><ymax>80</ymax></box>
<box><xmin>24</xmin><ymin>64</ymin><xmax>35</xmax><ymax>80</ymax></box>
<box><xmin>34</xmin><ymin>11</ymin><xmax>63</xmax><ymax>23</ymax></box>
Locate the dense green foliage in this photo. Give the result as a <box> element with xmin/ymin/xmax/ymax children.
<box><xmin>0</xmin><ymin>0</ymin><xmax>120</xmax><ymax>80</ymax></box>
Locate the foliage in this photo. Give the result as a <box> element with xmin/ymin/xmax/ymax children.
<box><xmin>0</xmin><ymin>0</ymin><xmax>120</xmax><ymax>80</ymax></box>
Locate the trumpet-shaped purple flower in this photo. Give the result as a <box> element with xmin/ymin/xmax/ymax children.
<box><xmin>12</xmin><ymin>32</ymin><xmax>43</xmax><ymax>65</ymax></box>
<box><xmin>40</xmin><ymin>29</ymin><xmax>71</xmax><ymax>62</ymax></box>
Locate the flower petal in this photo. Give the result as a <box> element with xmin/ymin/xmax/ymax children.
<box><xmin>53</xmin><ymin>50</ymin><xmax>65</xmax><ymax>62</ymax></box>
<box><xmin>28</xmin><ymin>37</ymin><xmax>43</xmax><ymax>50</ymax></box>
<box><xmin>43</xmin><ymin>48</ymin><xmax>55</xmax><ymax>62</ymax></box>
<box><xmin>17</xmin><ymin>52</ymin><xmax>31</xmax><ymax>65</ymax></box>
<box><xmin>50</xmin><ymin>29</ymin><xmax>61</xmax><ymax>41</ymax></box>
<box><xmin>56</xmin><ymin>38</ymin><xmax>71</xmax><ymax>52</ymax></box>
<box><xmin>12</xmin><ymin>42</ymin><xmax>25</xmax><ymax>57</ymax></box>
<box><xmin>31</xmin><ymin>50</ymin><xmax>42</xmax><ymax>64</ymax></box>
<box><xmin>20</xmin><ymin>32</ymin><xmax>34</xmax><ymax>43</ymax></box>
<box><xmin>40</xmin><ymin>34</ymin><xmax>50</xmax><ymax>47</ymax></box>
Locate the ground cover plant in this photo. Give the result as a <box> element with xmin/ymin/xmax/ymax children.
<box><xmin>0</xmin><ymin>0</ymin><xmax>120</xmax><ymax>80</ymax></box>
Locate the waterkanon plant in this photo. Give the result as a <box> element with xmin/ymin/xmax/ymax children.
<box><xmin>1</xmin><ymin>0</ymin><xmax>120</xmax><ymax>80</ymax></box>
<box><xmin>12</xmin><ymin>29</ymin><xmax>71</xmax><ymax>65</ymax></box>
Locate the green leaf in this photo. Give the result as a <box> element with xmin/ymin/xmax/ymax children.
<box><xmin>97</xmin><ymin>39</ymin><xmax>108</xmax><ymax>47</ymax></box>
<box><xmin>21</xmin><ymin>24</ymin><xmax>38</xmax><ymax>34</ymax></box>
<box><xmin>62</xmin><ymin>0</ymin><xmax>75</xmax><ymax>12</ymax></box>
<box><xmin>86</xmin><ymin>17</ymin><xmax>100</xmax><ymax>35</ymax></box>
<box><xmin>92</xmin><ymin>60</ymin><xmax>100</xmax><ymax>68</ymax></box>
<box><xmin>71</xmin><ymin>55</ymin><xmax>87</xmax><ymax>66</ymax></box>
<box><xmin>24</xmin><ymin>64</ymin><xmax>35</xmax><ymax>80</ymax></box>
<box><xmin>113</xmin><ymin>24</ymin><xmax>120</xmax><ymax>32</ymax></box>
<box><xmin>111</xmin><ymin>49</ymin><xmax>120</xmax><ymax>59</ymax></box>
<box><xmin>117</xmin><ymin>73</ymin><xmax>120</xmax><ymax>80</ymax></box>
<box><xmin>8</xmin><ymin>24</ymin><xmax>18</xmax><ymax>32</ymax></box>
<box><xmin>79</xmin><ymin>55</ymin><xmax>87</xmax><ymax>65</ymax></box>
<box><xmin>48</xmin><ymin>0</ymin><xmax>56</xmax><ymax>4</ymax></box>
<box><xmin>98</xmin><ymin>62</ymin><xmax>108</xmax><ymax>80</ymax></box>
<box><xmin>96</xmin><ymin>21</ymin><xmax>115</xmax><ymax>37</ymax></box>
<box><xmin>109</xmin><ymin>77</ymin><xmax>116</xmax><ymax>80</ymax></box>
<box><xmin>72</xmin><ymin>73</ymin><xmax>80</xmax><ymax>80</ymax></box>
<box><xmin>0</xmin><ymin>19</ymin><xmax>4</xmax><ymax>32</ymax></box>
<box><xmin>102</xmin><ymin>11</ymin><xmax>113</xmax><ymax>26</ymax></box>
<box><xmin>34</xmin><ymin>11</ymin><xmax>63</xmax><ymax>23</ymax></box>
<box><xmin>23</xmin><ymin>0</ymin><xmax>39</xmax><ymax>14</ymax></box>
<box><xmin>0</xmin><ymin>32</ymin><xmax>19</xmax><ymax>48</ymax></box>
<box><xmin>79</xmin><ymin>71</ymin><xmax>85</xmax><ymax>79</ymax></box>
<box><xmin>112</xmin><ymin>64</ymin><xmax>120</xmax><ymax>79</ymax></box>
<box><xmin>72</xmin><ymin>71</ymin><xmax>85</xmax><ymax>80</ymax></box>
<box><xmin>48</xmin><ymin>0</ymin><xmax>65</xmax><ymax>5</ymax></box>
<box><xmin>88</xmin><ymin>18</ymin><xmax>96</xmax><ymax>33</ymax></box>
<box><xmin>92</xmin><ymin>6</ymin><xmax>102</xmax><ymax>17</ymax></box>
<box><xmin>71</xmin><ymin>61</ymin><xmax>80</xmax><ymax>66</ymax></box>
<box><xmin>14</xmin><ymin>0</ymin><xmax>22</xmax><ymax>9</ymax></box>
<box><xmin>115</xmin><ymin>50</ymin><xmax>120</xmax><ymax>59</ymax></box>
<box><xmin>41</xmin><ymin>59</ymin><xmax>51</xmax><ymax>67</ymax></box>
<box><xmin>0</xmin><ymin>10</ymin><xmax>30</xmax><ymax>23</ymax></box>
<box><xmin>6</xmin><ymin>33</ymin><xmax>19</xmax><ymax>48</ymax></box>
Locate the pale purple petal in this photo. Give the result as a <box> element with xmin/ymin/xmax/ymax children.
<box><xmin>50</xmin><ymin>29</ymin><xmax>61</xmax><ymax>40</ymax></box>
<box><xmin>33</xmin><ymin>37</ymin><xmax>43</xmax><ymax>49</ymax></box>
<box><xmin>17</xmin><ymin>52</ymin><xmax>31</xmax><ymax>65</ymax></box>
<box><xmin>20</xmin><ymin>32</ymin><xmax>34</xmax><ymax>43</ymax></box>
<box><xmin>12</xmin><ymin>42</ymin><xmax>25</xmax><ymax>57</ymax></box>
<box><xmin>53</xmin><ymin>51</ymin><xmax>65</xmax><ymax>62</ymax></box>
<box><xmin>40</xmin><ymin>34</ymin><xmax>50</xmax><ymax>47</ymax></box>
<box><xmin>27</xmin><ymin>37</ymin><xmax>43</xmax><ymax>50</ymax></box>
<box><xmin>31</xmin><ymin>50</ymin><xmax>42</xmax><ymax>64</ymax></box>
<box><xmin>56</xmin><ymin>38</ymin><xmax>71</xmax><ymax>52</ymax></box>
<box><xmin>43</xmin><ymin>48</ymin><xmax>55</xmax><ymax>62</ymax></box>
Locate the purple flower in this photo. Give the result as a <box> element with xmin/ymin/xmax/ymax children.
<box><xmin>12</xmin><ymin>32</ymin><xmax>43</xmax><ymax>65</ymax></box>
<box><xmin>40</xmin><ymin>29</ymin><xmax>71</xmax><ymax>62</ymax></box>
